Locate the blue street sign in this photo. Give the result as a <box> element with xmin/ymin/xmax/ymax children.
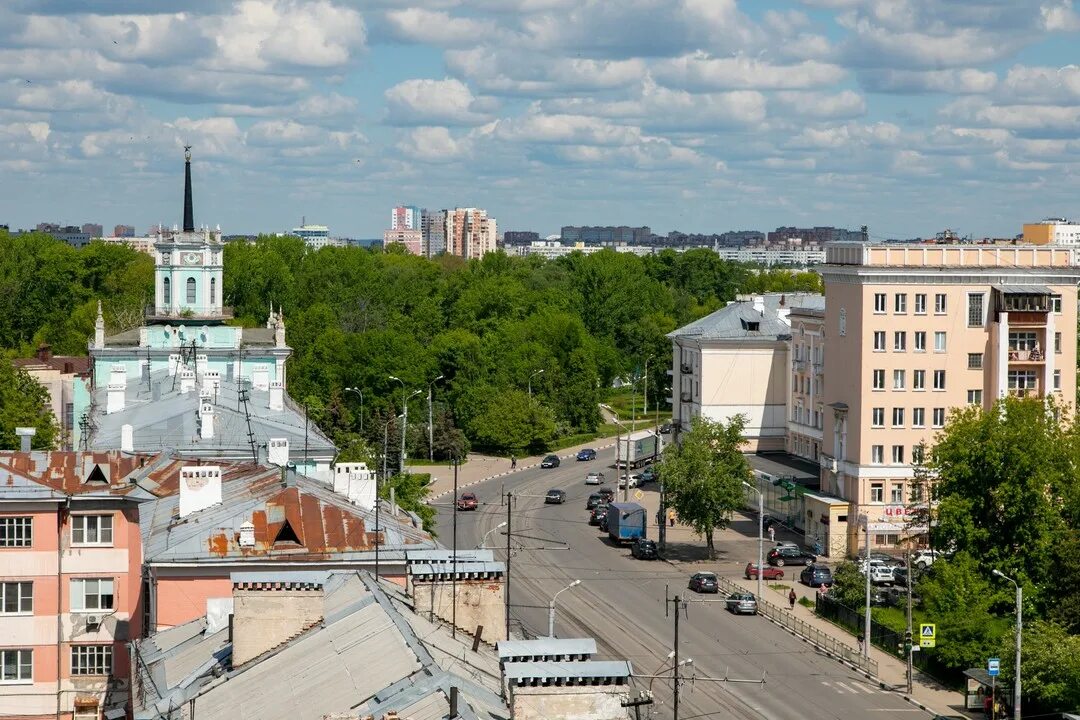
<box><xmin>988</xmin><ymin>658</ymin><xmax>1000</xmax><ymax>677</ymax></box>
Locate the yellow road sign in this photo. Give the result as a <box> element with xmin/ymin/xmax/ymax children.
<box><xmin>634</xmin><ymin>489</ymin><xmax>644</xmax><ymax>501</ymax></box>
<box><xmin>920</xmin><ymin>623</ymin><xmax>936</xmax><ymax>648</ymax></box>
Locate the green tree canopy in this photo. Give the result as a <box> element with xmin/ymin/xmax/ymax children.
<box><xmin>0</xmin><ymin>362</ymin><xmax>58</xmax><ymax>450</ymax></box>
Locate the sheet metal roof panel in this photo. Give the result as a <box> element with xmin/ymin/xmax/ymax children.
<box><xmin>496</xmin><ymin>638</ymin><xmax>597</xmax><ymax>660</ymax></box>
<box><xmin>502</xmin><ymin>660</ymin><xmax>633</xmax><ymax>681</ymax></box>
<box><xmin>667</xmin><ymin>294</ymin><xmax>822</xmax><ymax>341</ymax></box>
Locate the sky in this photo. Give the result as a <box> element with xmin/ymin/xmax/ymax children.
<box><xmin>2</xmin><ymin>1</ymin><xmax>1080</xmax><ymax>240</ymax></box>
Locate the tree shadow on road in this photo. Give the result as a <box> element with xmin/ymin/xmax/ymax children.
<box><xmin>660</xmin><ymin>541</ymin><xmax>725</xmax><ymax>564</ymax></box>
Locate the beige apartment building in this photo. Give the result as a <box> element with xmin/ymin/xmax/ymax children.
<box><xmin>820</xmin><ymin>242</ymin><xmax>1079</xmax><ymax>551</ymax></box>
<box><xmin>444</xmin><ymin>207</ymin><xmax>497</xmax><ymax>260</ymax></box>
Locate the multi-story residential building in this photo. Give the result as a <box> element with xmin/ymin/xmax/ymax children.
<box><xmin>787</xmin><ymin>303</ymin><xmax>826</xmax><ymax>464</ymax></box>
<box><xmin>391</xmin><ymin>205</ymin><xmax>421</xmax><ymax>231</ymax></box>
<box><xmin>560</xmin><ymin>225</ymin><xmax>651</xmax><ymax>246</ymax></box>
<box><xmin>0</xmin><ymin>451</ymin><xmax>149</xmax><ymax>720</ymax></box>
<box><xmin>502</xmin><ymin>230</ymin><xmax>540</xmax><ymax>246</ymax></box>
<box><xmin>820</xmin><ymin>242</ymin><xmax>1079</xmax><ymax>550</ymax></box>
<box><xmin>1022</xmin><ymin>217</ymin><xmax>1080</xmax><ymax>246</ymax></box>
<box><xmin>382</xmin><ymin>228</ymin><xmax>423</xmax><ymax>256</ymax></box>
<box><xmin>712</xmin><ymin>245</ymin><xmax>826</xmax><ymax>266</ymax></box>
<box><xmin>11</xmin><ymin>344</ymin><xmax>90</xmax><ymax>450</ymax></box>
<box><xmin>35</xmin><ymin>224</ymin><xmax>92</xmax><ymax>249</ymax></box>
<box><xmin>513</xmin><ymin>240</ymin><xmax>603</xmax><ymax>259</ymax></box>
<box><xmin>81</xmin><ymin>224</ymin><xmax>103</xmax><ymax>238</ymax></box>
<box><xmin>291</xmin><ymin>222</ymin><xmax>343</xmax><ymax>250</ymax></box>
<box><xmin>99</xmin><ymin>236</ymin><xmax>157</xmax><ymax>256</ymax></box>
<box><xmin>420</xmin><ymin>208</ymin><xmax>446</xmax><ymax>257</ymax></box>
<box><xmin>444</xmin><ymin>208</ymin><xmax>497</xmax><ymax>260</ymax></box>
<box><xmin>767</xmin><ymin>226</ymin><xmax>866</xmax><ymax>245</ymax></box>
<box><xmin>112</xmin><ymin>225</ymin><xmax>135</xmax><ymax>238</ymax></box>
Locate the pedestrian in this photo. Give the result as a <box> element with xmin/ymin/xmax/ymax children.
<box><xmin>788</xmin><ymin>588</ymin><xmax>796</xmax><ymax>610</ymax></box>
<box><xmin>668</xmin><ymin>508</ymin><xmax>676</xmax><ymax>527</ymax></box>
<box><xmin>857</xmin><ymin>633</ymin><xmax>865</xmax><ymax>654</ymax></box>
<box><xmin>768</xmin><ymin>525</ymin><xmax>776</xmax><ymax>542</ymax></box>
<box><xmin>510</xmin><ymin>454</ymin><xmax>516</xmax><ymax>470</ymax></box>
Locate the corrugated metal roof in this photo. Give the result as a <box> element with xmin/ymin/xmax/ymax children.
<box><xmin>502</xmin><ymin>660</ymin><xmax>633</xmax><ymax>682</ymax></box>
<box><xmin>496</xmin><ymin>638</ymin><xmax>597</xmax><ymax>661</ymax></box>
<box><xmin>409</xmin><ymin>562</ymin><xmax>505</xmax><ymax>577</ymax></box>
<box><xmin>0</xmin><ymin>451</ymin><xmax>159</xmax><ymax>498</ymax></box>
<box><xmin>995</xmin><ymin>284</ymin><xmax>1051</xmax><ymax>295</ymax></box>
<box><xmin>668</xmin><ymin>293</ymin><xmax>823</xmax><ymax>341</ymax></box>
<box><xmin>406</xmin><ymin>550</ymin><xmax>494</xmax><ymax>564</ymax></box>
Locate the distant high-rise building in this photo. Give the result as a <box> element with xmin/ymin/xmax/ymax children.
<box><xmin>503</xmin><ymin>231</ymin><xmax>540</xmax><ymax>247</ymax></box>
<box><xmin>767</xmin><ymin>226</ymin><xmax>865</xmax><ymax>245</ymax></box>
<box><xmin>444</xmin><ymin>208</ymin><xmax>497</xmax><ymax>260</ymax></box>
<box><xmin>291</xmin><ymin>222</ymin><xmax>343</xmax><ymax>250</ymax></box>
<box><xmin>81</xmin><ymin>223</ymin><xmax>103</xmax><ymax>237</ymax></box>
<box><xmin>383</xmin><ymin>228</ymin><xmax>423</xmax><ymax>255</ymax></box>
<box><xmin>421</xmin><ymin>209</ymin><xmax>446</xmax><ymax>258</ymax></box>
<box><xmin>392</xmin><ymin>205</ymin><xmax>422</xmax><ymax>231</ymax></box>
<box><xmin>560</xmin><ymin>226</ymin><xmax>651</xmax><ymax>246</ymax></box>
<box><xmin>36</xmin><ymin>223</ymin><xmax>91</xmax><ymax>248</ymax></box>
<box><xmin>113</xmin><ymin>224</ymin><xmax>136</xmax><ymax>238</ymax></box>
<box><xmin>1022</xmin><ymin>218</ymin><xmax>1080</xmax><ymax>246</ymax></box>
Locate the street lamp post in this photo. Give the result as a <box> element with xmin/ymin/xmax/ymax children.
<box><xmin>428</xmin><ymin>374</ymin><xmax>444</xmax><ymax>462</ymax></box>
<box><xmin>345</xmin><ymin>387</ymin><xmax>363</xmax><ymax>433</ymax></box>
<box><xmin>993</xmin><ymin>569</ymin><xmax>1022</xmax><ymax>720</ymax></box>
<box><xmin>389</xmin><ymin>376</ymin><xmax>420</xmax><ymax>475</ymax></box>
<box><xmin>742</xmin><ymin>480</ymin><xmax>764</xmax><ymax>602</ymax></box>
<box><xmin>547</xmin><ymin>579</ymin><xmax>581</xmax><ymax>637</ymax></box>
<box><xmin>860</xmin><ymin>514</ymin><xmax>871</xmax><ymax>657</ymax></box>
<box><xmin>529</xmin><ymin>369</ymin><xmax>544</xmax><ymax>397</ymax></box>
<box><xmin>643</xmin><ymin>354</ymin><xmax>654</xmax><ymax>432</ymax></box>
<box><xmin>611</xmin><ymin>417</ymin><xmax>629</xmax><ymax>501</ymax></box>
<box><xmin>477</xmin><ymin>521</ymin><xmax>507</xmax><ymax>549</ymax></box>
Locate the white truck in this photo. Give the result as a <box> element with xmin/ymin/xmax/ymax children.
<box><xmin>616</xmin><ymin>430</ymin><xmax>662</xmax><ymax>469</ymax></box>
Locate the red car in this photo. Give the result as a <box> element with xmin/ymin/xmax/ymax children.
<box><xmin>457</xmin><ymin>492</ymin><xmax>478</xmax><ymax>511</ymax></box>
<box><xmin>745</xmin><ymin>562</ymin><xmax>784</xmax><ymax>580</ymax></box>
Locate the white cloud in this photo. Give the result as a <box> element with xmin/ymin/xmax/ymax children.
<box><xmin>858</xmin><ymin>68</ymin><xmax>998</xmax><ymax>94</ymax></box>
<box><xmin>384</xmin><ymin>77</ymin><xmax>494</xmax><ymax>125</ymax></box>
<box><xmin>654</xmin><ymin>53</ymin><xmax>846</xmax><ymax>91</ymax></box>
<box><xmin>396</xmin><ymin>126</ymin><xmax>471</xmax><ymax>162</ymax></box>
<box><xmin>383</xmin><ymin>8</ymin><xmax>499</xmax><ymax>47</ymax></box>
<box><xmin>772</xmin><ymin>90</ymin><xmax>866</xmax><ymax>119</ymax></box>
<box><xmin>489</xmin><ymin>113</ymin><xmax>643</xmax><ymax>146</ymax></box>
<box><xmin>1042</xmin><ymin>1</ymin><xmax>1080</xmax><ymax>31</ymax></box>
<box><xmin>445</xmin><ymin>48</ymin><xmax>646</xmax><ymax>95</ymax></box>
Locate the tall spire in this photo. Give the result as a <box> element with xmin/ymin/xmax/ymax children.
<box><xmin>183</xmin><ymin>145</ymin><xmax>195</xmax><ymax>233</ymax></box>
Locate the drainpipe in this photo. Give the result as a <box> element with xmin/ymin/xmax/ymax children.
<box><xmin>57</xmin><ymin>496</ymin><xmax>70</xmax><ymax>720</ymax></box>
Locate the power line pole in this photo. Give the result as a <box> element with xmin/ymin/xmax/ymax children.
<box><xmin>505</xmin><ymin>491</ymin><xmax>512</xmax><ymax>641</ymax></box>
<box><xmin>906</xmin><ymin>549</ymin><xmax>914</xmax><ymax>694</ymax></box>
<box><xmin>673</xmin><ymin>594</ymin><xmax>682</xmax><ymax>720</ymax></box>
<box><xmin>452</xmin><ymin>457</ymin><xmax>458</xmax><ymax>640</ymax></box>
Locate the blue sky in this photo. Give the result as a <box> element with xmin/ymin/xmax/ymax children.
<box><xmin>1</xmin><ymin>0</ymin><xmax>1080</xmax><ymax>239</ymax></box>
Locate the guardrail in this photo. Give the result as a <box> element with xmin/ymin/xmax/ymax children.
<box><xmin>712</xmin><ymin>574</ymin><xmax>878</xmax><ymax>678</ymax></box>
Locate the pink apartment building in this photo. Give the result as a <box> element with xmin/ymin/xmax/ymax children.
<box><xmin>0</xmin><ymin>452</ymin><xmax>150</xmax><ymax>720</ymax></box>
<box><xmin>819</xmin><ymin>242</ymin><xmax>1080</xmax><ymax>551</ymax></box>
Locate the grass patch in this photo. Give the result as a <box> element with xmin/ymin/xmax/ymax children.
<box><xmin>604</xmin><ymin>388</ymin><xmax>669</xmax><ymax>424</ymax></box>
<box><xmin>799</xmin><ymin>596</ymin><xmax>814</xmax><ymax>608</ymax></box>
<box><xmin>545</xmin><ymin>423</ymin><xmax>624</xmax><ymax>452</ymax></box>
<box><xmin>769</xmin><ymin>583</ymin><xmax>790</xmax><ymax>593</ymax></box>
<box><xmin>405</xmin><ymin>457</ymin><xmax>466</xmax><ymax>467</ymax></box>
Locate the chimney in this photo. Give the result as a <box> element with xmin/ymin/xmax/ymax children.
<box><xmin>36</xmin><ymin>343</ymin><xmax>52</xmax><ymax>362</ymax></box>
<box><xmin>203</xmin><ymin>370</ymin><xmax>221</xmax><ymax>396</ymax></box>
<box><xmin>199</xmin><ymin>401</ymin><xmax>214</xmax><ymax>440</ymax></box>
<box><xmin>121</xmin><ymin>424</ymin><xmax>134</xmax><ymax>453</ymax></box>
<box><xmin>239</xmin><ymin>521</ymin><xmax>255</xmax><ymax>548</ymax></box>
<box><xmin>231</xmin><ymin>579</ymin><xmax>324</xmax><ymax>667</ymax></box>
<box><xmin>267</xmin><ymin>438</ymin><xmax>289</xmax><ymax>467</ymax></box>
<box><xmin>752</xmin><ymin>295</ymin><xmax>765</xmax><ymax>314</ymax></box>
<box><xmin>180</xmin><ymin>368</ymin><xmax>196</xmax><ymax>393</ymax></box>
<box><xmin>15</xmin><ymin>427</ymin><xmax>36</xmax><ymax>452</ymax></box>
<box><xmin>179</xmin><ymin>465</ymin><xmax>222</xmax><ymax>517</ymax></box>
<box><xmin>106</xmin><ymin>366</ymin><xmax>127</xmax><ymax>414</ymax></box>
<box><xmin>333</xmin><ymin>463</ymin><xmax>375</xmax><ymax>509</ymax></box>
<box><xmin>268</xmin><ymin>381</ymin><xmax>284</xmax><ymax>411</ymax></box>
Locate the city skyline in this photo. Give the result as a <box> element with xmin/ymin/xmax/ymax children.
<box><xmin>1</xmin><ymin>2</ymin><xmax>1079</xmax><ymax>238</ymax></box>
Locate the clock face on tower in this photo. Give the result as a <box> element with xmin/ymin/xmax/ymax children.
<box><xmin>182</xmin><ymin>251</ymin><xmax>202</xmax><ymax>265</ymax></box>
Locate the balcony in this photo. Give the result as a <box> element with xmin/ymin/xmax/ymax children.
<box><xmin>1009</xmin><ymin>311</ymin><xmax>1049</xmax><ymax>327</ymax></box>
<box><xmin>680</xmin><ymin>391</ymin><xmax>692</xmax><ymax>402</ymax></box>
<box><xmin>1008</xmin><ymin>349</ymin><xmax>1045</xmax><ymax>363</ymax></box>
<box><xmin>813</xmin><ymin>362</ymin><xmax>824</xmax><ymax>376</ymax></box>
<box><xmin>793</xmin><ymin>360</ymin><xmax>807</xmax><ymax>372</ymax></box>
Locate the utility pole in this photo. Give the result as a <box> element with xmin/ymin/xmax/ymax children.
<box><xmin>452</xmin><ymin>457</ymin><xmax>458</xmax><ymax>639</ymax></box>
<box><xmin>505</xmin><ymin>491</ymin><xmax>512</xmax><ymax>641</ymax></box>
<box><xmin>862</xmin><ymin>514</ymin><xmax>871</xmax><ymax>658</ymax></box>
<box><xmin>673</xmin><ymin>594</ymin><xmax>682</xmax><ymax>720</ymax></box>
<box><xmin>906</xmin><ymin>549</ymin><xmax>914</xmax><ymax>694</ymax></box>
<box><xmin>658</xmin><ymin>481</ymin><xmax>667</xmax><ymax>554</ymax></box>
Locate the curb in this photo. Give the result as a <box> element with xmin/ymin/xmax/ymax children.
<box><xmin>427</xmin><ymin>441</ymin><xmax>617</xmax><ymax>501</ymax></box>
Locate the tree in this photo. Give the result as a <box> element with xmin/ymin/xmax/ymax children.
<box><xmin>827</xmin><ymin>561</ymin><xmax>867</xmax><ymax>608</ymax></box>
<box><xmin>380</xmin><ymin>472</ymin><xmax>435</xmax><ymax>533</ymax></box>
<box><xmin>0</xmin><ymin>363</ymin><xmax>58</xmax><ymax>449</ymax></box>
<box><xmin>466</xmin><ymin>389</ymin><xmax>557</xmax><ymax>454</ymax></box>
<box><xmin>1015</xmin><ymin>620</ymin><xmax>1080</xmax><ymax>711</ymax></box>
<box><xmin>659</xmin><ymin>415</ymin><xmax>750</xmax><ymax>559</ymax></box>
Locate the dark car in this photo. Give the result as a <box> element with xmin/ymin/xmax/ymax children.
<box><xmin>745</xmin><ymin>562</ymin><xmax>784</xmax><ymax>580</ymax></box>
<box><xmin>639</xmin><ymin>467</ymin><xmax>658</xmax><ymax>483</ymax></box>
<box><xmin>576</xmin><ymin>448</ymin><xmax>597</xmax><ymax>461</ymax></box>
<box><xmin>544</xmin><ymin>488</ymin><xmax>566</xmax><ymax>504</ymax></box>
<box><xmin>541</xmin><ymin>455</ymin><xmax>561</xmax><ymax>468</ymax></box>
<box><xmin>456</xmin><ymin>492</ymin><xmax>478</xmax><ymax>511</ymax></box>
<box><xmin>767</xmin><ymin>546</ymin><xmax>817</xmax><ymax>567</ymax></box>
<box><xmin>659</xmin><ymin>422</ymin><xmax>673</xmax><ymax>434</ymax></box>
<box><xmin>586</xmin><ymin>493</ymin><xmax>604</xmax><ymax>510</ymax></box>
<box><xmin>589</xmin><ymin>504</ymin><xmax>608</xmax><ymax>526</ymax></box>
<box><xmin>688</xmin><ymin>572</ymin><xmax>719</xmax><ymax>594</ymax></box>
<box><xmin>597</xmin><ymin>487</ymin><xmax>615</xmax><ymax>502</ymax></box>
<box><xmin>800</xmin><ymin>564</ymin><xmax>834</xmax><ymax>588</ymax></box>
<box><xmin>631</xmin><ymin>538</ymin><xmax>658</xmax><ymax>560</ymax></box>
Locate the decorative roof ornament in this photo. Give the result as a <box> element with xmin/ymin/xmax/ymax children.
<box><xmin>182</xmin><ymin>145</ymin><xmax>195</xmax><ymax>233</ymax></box>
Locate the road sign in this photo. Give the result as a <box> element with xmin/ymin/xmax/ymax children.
<box><xmin>634</xmin><ymin>490</ymin><xmax>644</xmax><ymax>501</ymax></box>
<box><xmin>919</xmin><ymin>623</ymin><xmax>936</xmax><ymax>648</ymax></box>
<box><xmin>988</xmin><ymin>658</ymin><xmax>1000</xmax><ymax>677</ymax></box>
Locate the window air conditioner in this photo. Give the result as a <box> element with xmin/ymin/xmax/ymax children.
<box><xmin>85</xmin><ymin>615</ymin><xmax>102</xmax><ymax>630</ymax></box>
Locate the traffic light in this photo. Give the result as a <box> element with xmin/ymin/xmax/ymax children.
<box><xmin>903</xmin><ymin>630</ymin><xmax>913</xmax><ymax>655</ymax></box>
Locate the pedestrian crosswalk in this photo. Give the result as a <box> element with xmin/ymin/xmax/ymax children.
<box><xmin>820</xmin><ymin>680</ymin><xmax>883</xmax><ymax>695</ymax></box>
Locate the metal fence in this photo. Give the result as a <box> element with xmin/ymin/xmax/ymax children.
<box><xmin>712</xmin><ymin>574</ymin><xmax>878</xmax><ymax>677</ymax></box>
<box><xmin>815</xmin><ymin>593</ymin><xmax>938</xmax><ymax>676</ymax></box>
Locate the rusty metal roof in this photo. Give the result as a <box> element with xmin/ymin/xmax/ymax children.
<box><xmin>0</xmin><ymin>450</ymin><xmax>160</xmax><ymax>498</ymax></box>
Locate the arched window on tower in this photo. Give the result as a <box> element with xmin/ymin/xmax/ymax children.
<box><xmin>186</xmin><ymin>277</ymin><xmax>196</xmax><ymax>304</ymax></box>
<box><xmin>210</xmin><ymin>277</ymin><xmax>216</xmax><ymax>305</ymax></box>
<box><xmin>163</xmin><ymin>276</ymin><xmax>171</xmax><ymax>306</ymax></box>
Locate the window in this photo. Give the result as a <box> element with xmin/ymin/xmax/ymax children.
<box><xmin>890</xmin><ymin>483</ymin><xmax>905</xmax><ymax>504</ymax></box>
<box><xmin>914</xmin><ymin>293</ymin><xmax>927</xmax><ymax>314</ymax></box>
<box><xmin>1008</xmin><ymin>332</ymin><xmax>1038</xmax><ymax>351</ymax></box>
<box><xmin>872</xmin><ymin>407</ymin><xmax>884</xmax><ymax>427</ymax></box>
<box><xmin>70</xmin><ymin>579</ymin><xmax>114</xmax><ymax>612</ymax></box>
<box><xmin>1</xmin><ymin>582</ymin><xmax>32</xmax><ymax>614</ymax></box>
<box><xmin>893</xmin><ymin>369</ymin><xmax>906</xmax><ymax>390</ymax></box>
<box><xmin>871</xmin><ymin>446</ymin><xmax>884</xmax><ymax>464</ymax></box>
<box><xmin>186</xmin><ymin>277</ymin><xmax>196</xmax><ymax>304</ymax></box>
<box><xmin>910</xmin><ymin>481</ymin><xmax>924</xmax><ymax>500</ymax></box>
<box><xmin>967</xmin><ymin>389</ymin><xmax>983</xmax><ymax>405</ymax></box>
<box><xmin>0</xmin><ymin>517</ymin><xmax>32</xmax><ymax>547</ymax></box>
<box><xmin>74</xmin><ymin>707</ymin><xmax>99</xmax><ymax>720</ymax></box>
<box><xmin>875</xmin><ymin>534</ymin><xmax>899</xmax><ymax>546</ymax></box>
<box><xmin>873</xmin><ymin>331</ymin><xmax>886</xmax><ymax>351</ymax></box>
<box><xmin>71</xmin><ymin>646</ymin><xmax>112</xmax><ymax>676</ymax></box>
<box><xmin>872</xmin><ymin>369</ymin><xmax>885</xmax><ymax>390</ymax></box>
<box><xmin>1054</xmin><ymin>369</ymin><xmax>1062</xmax><ymax>391</ymax></box>
<box><xmin>1056</xmin><ymin>332</ymin><xmax>1062</xmax><ymax>353</ymax></box>
<box><xmin>933</xmin><ymin>370</ymin><xmax>946</xmax><ymax>390</ymax></box>
<box><xmin>892</xmin><ymin>407</ymin><xmax>905</xmax><ymax>427</ymax></box>
<box><xmin>0</xmin><ymin>649</ymin><xmax>32</xmax><ymax>683</ymax></box>
<box><xmin>894</xmin><ymin>332</ymin><xmax>906</xmax><ymax>351</ymax></box>
<box><xmin>1008</xmin><ymin>370</ymin><xmax>1038</xmax><ymax>391</ymax></box>
<box><xmin>935</xmin><ymin>293</ymin><xmax>947</xmax><ymax>314</ymax></box>
<box><xmin>913</xmin><ymin>407</ymin><xmax>925</xmax><ymax>427</ymax></box>
<box><xmin>968</xmin><ymin>353</ymin><xmax>983</xmax><ymax>369</ymax></box>
<box><xmin>914</xmin><ymin>331</ymin><xmax>926</xmax><ymax>352</ymax></box>
<box><xmin>894</xmin><ymin>293</ymin><xmax>907</xmax><ymax>314</ymax></box>
<box><xmin>967</xmin><ymin>293</ymin><xmax>984</xmax><ymax>327</ymax></box>
<box><xmin>162</xmin><ymin>276</ymin><xmax>170</xmax><ymax>305</ymax></box>
<box><xmin>71</xmin><ymin>515</ymin><xmax>112</xmax><ymax>546</ymax></box>
<box><xmin>1052</xmin><ymin>295</ymin><xmax>1062</xmax><ymax>313</ymax></box>
<box><xmin>913</xmin><ymin>370</ymin><xmax>925</xmax><ymax>390</ymax></box>
<box><xmin>934</xmin><ymin>332</ymin><xmax>947</xmax><ymax>352</ymax></box>
<box><xmin>870</xmin><ymin>481</ymin><xmax>884</xmax><ymax>501</ymax></box>
<box><xmin>210</xmin><ymin>277</ymin><xmax>216</xmax><ymax>305</ymax></box>
<box><xmin>874</xmin><ymin>293</ymin><xmax>887</xmax><ymax>313</ymax></box>
<box><xmin>892</xmin><ymin>445</ymin><xmax>905</xmax><ymax>464</ymax></box>
<box><xmin>933</xmin><ymin>408</ymin><xmax>946</xmax><ymax>427</ymax></box>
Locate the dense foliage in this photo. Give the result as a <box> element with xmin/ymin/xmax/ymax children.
<box><xmin>0</xmin><ymin>362</ymin><xmax>58</xmax><ymax>450</ymax></box>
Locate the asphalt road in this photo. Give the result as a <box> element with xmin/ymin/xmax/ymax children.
<box><xmin>432</xmin><ymin>446</ymin><xmax>933</xmax><ymax>720</ymax></box>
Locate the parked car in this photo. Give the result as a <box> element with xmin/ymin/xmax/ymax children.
<box><xmin>773</xmin><ymin>541</ymin><xmax>799</xmax><ymax>551</ymax></box>
<box><xmin>618</xmin><ymin>474</ymin><xmax>642</xmax><ymax>489</ymax></box>
<box><xmin>858</xmin><ymin>550</ymin><xmax>905</xmax><ymax>567</ymax></box>
<box><xmin>576</xmin><ymin>448</ymin><xmax>597</xmax><ymax>461</ymax></box>
<box><xmin>800</xmin><ymin>565</ymin><xmax>834</xmax><ymax>588</ymax></box>
<box><xmin>630</xmin><ymin>538</ymin><xmax>659</xmax><ymax>560</ymax></box>
<box><xmin>597</xmin><ymin>487</ymin><xmax>615</xmax><ymax>502</ymax></box>
<box><xmin>767</xmin><ymin>546</ymin><xmax>817</xmax><ymax>567</ymax></box>
<box><xmin>688</xmin><ymin>572</ymin><xmax>719</xmax><ymax>594</ymax></box>
<box><xmin>589</xmin><ymin>504</ymin><xmax>608</xmax><ymax>526</ymax></box>
<box><xmin>912</xmin><ymin>549</ymin><xmax>942</xmax><ymax>570</ymax></box>
<box><xmin>638</xmin><ymin>467</ymin><xmax>658</xmax><ymax>483</ymax></box>
<box><xmin>586</xmin><ymin>493</ymin><xmax>604</xmax><ymax>510</ymax></box>
<box><xmin>541</xmin><ymin>455</ymin><xmax>561</xmax><ymax>468</ymax></box>
<box><xmin>725</xmin><ymin>591</ymin><xmax>758</xmax><ymax>615</ymax></box>
<box><xmin>884</xmin><ymin>586</ymin><xmax>921</xmax><ymax>607</ymax></box>
<box><xmin>659</xmin><ymin>422</ymin><xmax>673</xmax><ymax>434</ymax></box>
<box><xmin>869</xmin><ymin>565</ymin><xmax>896</xmax><ymax>585</ymax></box>
<box><xmin>544</xmin><ymin>488</ymin><xmax>566</xmax><ymax>504</ymax></box>
<box><xmin>456</xmin><ymin>492</ymin><xmax>478</xmax><ymax>511</ymax></box>
<box><xmin>585</xmin><ymin>471</ymin><xmax>606</xmax><ymax>485</ymax></box>
<box><xmin>745</xmin><ymin>562</ymin><xmax>784</xmax><ymax>580</ymax></box>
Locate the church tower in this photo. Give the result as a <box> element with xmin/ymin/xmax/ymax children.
<box><xmin>153</xmin><ymin>147</ymin><xmax>225</xmax><ymax>320</ymax></box>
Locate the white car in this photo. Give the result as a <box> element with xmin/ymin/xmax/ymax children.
<box><xmin>618</xmin><ymin>474</ymin><xmax>642</xmax><ymax>489</ymax></box>
<box><xmin>912</xmin><ymin>549</ymin><xmax>942</xmax><ymax>569</ymax></box>
<box><xmin>869</xmin><ymin>565</ymin><xmax>896</xmax><ymax>585</ymax></box>
<box><xmin>585</xmin><ymin>472</ymin><xmax>606</xmax><ymax>485</ymax></box>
